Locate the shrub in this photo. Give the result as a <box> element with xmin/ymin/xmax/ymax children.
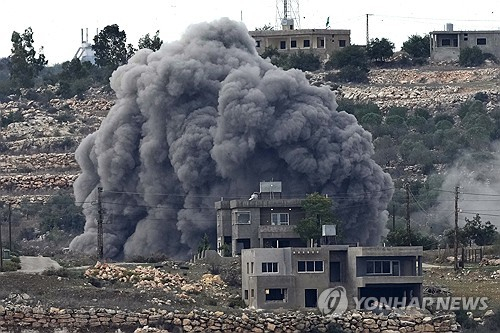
<box><xmin>0</xmin><ymin>260</ymin><xmax>21</xmax><ymax>272</ymax></box>
<box><xmin>459</xmin><ymin>46</ymin><xmax>485</xmax><ymax>67</ymax></box>
<box><xmin>335</xmin><ymin>65</ymin><xmax>369</xmax><ymax>83</ymax></box>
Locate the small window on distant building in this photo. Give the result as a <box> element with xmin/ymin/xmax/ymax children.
<box><xmin>366</xmin><ymin>260</ymin><xmax>399</xmax><ymax>275</ymax></box>
<box><xmin>244</xmin><ymin>290</ymin><xmax>249</xmax><ymax>299</ymax></box>
<box><xmin>262</xmin><ymin>262</ymin><xmax>279</xmax><ymax>273</ymax></box>
<box><xmin>256</xmin><ymin>40</ymin><xmax>261</xmax><ymax>48</ymax></box>
<box><xmin>320</xmin><ymin>39</ymin><xmax>325</xmax><ymax>48</ymax></box>
<box><xmin>246</xmin><ymin>262</ymin><xmax>250</xmax><ymax>274</ymax></box>
<box><xmin>251</xmin><ymin>289</ymin><xmax>255</xmax><ymax>297</ymax></box>
<box><xmin>236</xmin><ymin>211</ymin><xmax>251</xmax><ymax>224</ymax></box>
<box><xmin>291</xmin><ymin>40</ymin><xmax>297</xmax><ymax>48</ymax></box>
<box><xmin>251</xmin><ymin>262</ymin><xmax>254</xmax><ymax>274</ymax></box>
<box><xmin>477</xmin><ymin>38</ymin><xmax>487</xmax><ymax>45</ymax></box>
<box><xmin>265</xmin><ymin>288</ymin><xmax>287</xmax><ymax>302</ymax></box>
<box><xmin>298</xmin><ymin>260</ymin><xmax>324</xmax><ymax>273</ymax></box>
<box><xmin>464</xmin><ymin>37</ymin><xmax>468</xmax><ymax>41</ymax></box>
<box><xmin>338</xmin><ymin>40</ymin><xmax>346</xmax><ymax>47</ymax></box>
<box><xmin>280</xmin><ymin>40</ymin><xmax>286</xmax><ymax>49</ymax></box>
<box><xmin>303</xmin><ymin>39</ymin><xmax>310</xmax><ymax>47</ymax></box>
<box><xmin>271</xmin><ymin>213</ymin><xmax>289</xmax><ymax>225</ymax></box>
<box><xmin>441</xmin><ymin>39</ymin><xmax>451</xmax><ymax>46</ymax></box>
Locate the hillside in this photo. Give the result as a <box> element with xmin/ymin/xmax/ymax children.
<box><xmin>1</xmin><ymin>65</ymin><xmax>500</xmax><ymax>253</ymax></box>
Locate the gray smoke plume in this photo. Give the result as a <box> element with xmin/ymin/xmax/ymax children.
<box><xmin>69</xmin><ymin>18</ymin><xmax>393</xmax><ymax>259</ymax></box>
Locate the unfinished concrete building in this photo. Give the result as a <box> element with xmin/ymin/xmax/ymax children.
<box><xmin>241</xmin><ymin>245</ymin><xmax>423</xmax><ymax>310</ymax></box>
<box><xmin>215</xmin><ymin>181</ymin><xmax>308</xmax><ymax>256</ymax></box>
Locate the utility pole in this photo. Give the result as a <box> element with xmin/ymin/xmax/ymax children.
<box><xmin>454</xmin><ymin>186</ymin><xmax>460</xmax><ymax>271</ymax></box>
<box><xmin>8</xmin><ymin>202</ymin><xmax>12</xmax><ymax>251</ymax></box>
<box><xmin>97</xmin><ymin>187</ymin><xmax>104</xmax><ymax>260</ymax></box>
<box><xmin>406</xmin><ymin>183</ymin><xmax>411</xmax><ymax>246</ymax></box>
<box><xmin>366</xmin><ymin>14</ymin><xmax>373</xmax><ymax>46</ymax></box>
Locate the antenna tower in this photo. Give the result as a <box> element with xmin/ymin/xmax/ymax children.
<box><xmin>276</xmin><ymin>0</ymin><xmax>300</xmax><ymax>29</ymax></box>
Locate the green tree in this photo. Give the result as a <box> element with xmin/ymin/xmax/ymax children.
<box><xmin>326</xmin><ymin>45</ymin><xmax>368</xmax><ymax>69</ymax></box>
<box><xmin>9</xmin><ymin>27</ymin><xmax>48</xmax><ymax>88</ymax></box>
<box><xmin>57</xmin><ymin>58</ymin><xmax>95</xmax><ymax>98</ymax></box>
<box><xmin>138</xmin><ymin>30</ymin><xmax>163</xmax><ymax>51</ymax></box>
<box><xmin>295</xmin><ymin>193</ymin><xmax>336</xmax><ymax>246</ymax></box>
<box><xmin>463</xmin><ymin>214</ymin><xmax>498</xmax><ymax>246</ymax></box>
<box><xmin>93</xmin><ymin>24</ymin><xmax>129</xmax><ymax>69</ymax></box>
<box><xmin>286</xmin><ymin>51</ymin><xmax>321</xmax><ymax>71</ymax></box>
<box><xmin>459</xmin><ymin>46</ymin><xmax>484</xmax><ymax>67</ymax></box>
<box><xmin>39</xmin><ymin>193</ymin><xmax>85</xmax><ymax>233</ymax></box>
<box><xmin>386</xmin><ymin>229</ymin><xmax>438</xmax><ymax>250</ymax></box>
<box><xmin>366</xmin><ymin>38</ymin><xmax>394</xmax><ymax>62</ymax></box>
<box><xmin>402</xmin><ymin>34</ymin><xmax>430</xmax><ymax>58</ymax></box>
<box><xmin>326</xmin><ymin>45</ymin><xmax>370</xmax><ymax>83</ymax></box>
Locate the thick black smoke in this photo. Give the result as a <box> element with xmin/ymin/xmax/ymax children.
<box><xmin>69</xmin><ymin>18</ymin><xmax>393</xmax><ymax>259</ymax></box>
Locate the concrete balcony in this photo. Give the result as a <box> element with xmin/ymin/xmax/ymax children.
<box><xmin>355</xmin><ymin>275</ymin><xmax>423</xmax><ymax>288</ymax></box>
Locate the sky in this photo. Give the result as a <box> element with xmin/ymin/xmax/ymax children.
<box><xmin>1</xmin><ymin>0</ymin><xmax>500</xmax><ymax>65</ymax></box>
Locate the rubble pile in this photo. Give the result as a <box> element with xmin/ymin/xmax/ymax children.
<box><xmin>84</xmin><ymin>262</ymin><xmax>227</xmax><ymax>303</ymax></box>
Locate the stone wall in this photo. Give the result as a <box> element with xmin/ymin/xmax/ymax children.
<box><xmin>0</xmin><ymin>305</ymin><xmax>460</xmax><ymax>333</ymax></box>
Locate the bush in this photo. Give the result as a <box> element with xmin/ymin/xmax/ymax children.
<box><xmin>335</xmin><ymin>65</ymin><xmax>369</xmax><ymax>83</ymax></box>
<box><xmin>0</xmin><ymin>260</ymin><xmax>21</xmax><ymax>272</ymax></box>
<box><xmin>459</xmin><ymin>46</ymin><xmax>485</xmax><ymax>67</ymax></box>
<box><xmin>286</xmin><ymin>51</ymin><xmax>321</xmax><ymax>72</ymax></box>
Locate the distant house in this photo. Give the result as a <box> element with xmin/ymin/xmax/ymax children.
<box><xmin>215</xmin><ymin>182</ymin><xmax>308</xmax><ymax>257</ymax></box>
<box><xmin>430</xmin><ymin>24</ymin><xmax>500</xmax><ymax>62</ymax></box>
<box><xmin>241</xmin><ymin>245</ymin><xmax>423</xmax><ymax>310</ymax></box>
<box><xmin>249</xmin><ymin>28</ymin><xmax>351</xmax><ymax>61</ymax></box>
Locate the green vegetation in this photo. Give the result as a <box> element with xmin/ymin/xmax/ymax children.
<box><xmin>39</xmin><ymin>193</ymin><xmax>85</xmax><ymax>233</ymax></box>
<box><xmin>402</xmin><ymin>34</ymin><xmax>430</xmax><ymax>62</ymax></box>
<box><xmin>366</xmin><ymin>37</ymin><xmax>394</xmax><ymax>63</ymax></box>
<box><xmin>92</xmin><ymin>24</ymin><xmax>133</xmax><ymax>70</ymax></box>
<box><xmin>459</xmin><ymin>46</ymin><xmax>486</xmax><ymax>67</ymax></box>
<box><xmin>325</xmin><ymin>45</ymin><xmax>369</xmax><ymax>83</ymax></box>
<box><xmin>9</xmin><ymin>27</ymin><xmax>47</xmax><ymax>89</ymax></box>
<box><xmin>138</xmin><ymin>30</ymin><xmax>163</xmax><ymax>51</ymax></box>
<box><xmin>295</xmin><ymin>193</ymin><xmax>337</xmax><ymax>246</ymax></box>
<box><xmin>260</xmin><ymin>47</ymin><xmax>321</xmax><ymax>72</ymax></box>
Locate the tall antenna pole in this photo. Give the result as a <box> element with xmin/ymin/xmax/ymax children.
<box><xmin>366</xmin><ymin>14</ymin><xmax>373</xmax><ymax>46</ymax></box>
<box><xmin>454</xmin><ymin>186</ymin><xmax>460</xmax><ymax>271</ymax></box>
<box><xmin>97</xmin><ymin>187</ymin><xmax>104</xmax><ymax>260</ymax></box>
<box><xmin>284</xmin><ymin>0</ymin><xmax>288</xmax><ymax>19</ymax></box>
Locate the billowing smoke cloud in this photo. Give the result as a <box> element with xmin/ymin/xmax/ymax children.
<box><xmin>69</xmin><ymin>18</ymin><xmax>393</xmax><ymax>259</ymax></box>
<box><xmin>423</xmin><ymin>147</ymin><xmax>500</xmax><ymax>234</ymax></box>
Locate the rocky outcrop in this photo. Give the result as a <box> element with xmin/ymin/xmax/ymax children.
<box><xmin>0</xmin><ymin>305</ymin><xmax>459</xmax><ymax>333</ymax></box>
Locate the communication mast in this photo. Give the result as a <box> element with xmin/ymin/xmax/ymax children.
<box><xmin>74</xmin><ymin>28</ymin><xmax>96</xmax><ymax>64</ymax></box>
<box><xmin>276</xmin><ymin>0</ymin><xmax>300</xmax><ymax>30</ymax></box>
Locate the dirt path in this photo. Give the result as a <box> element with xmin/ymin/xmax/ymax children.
<box><xmin>19</xmin><ymin>256</ymin><xmax>62</xmax><ymax>273</ymax></box>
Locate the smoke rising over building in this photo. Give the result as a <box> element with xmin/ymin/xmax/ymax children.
<box><xmin>69</xmin><ymin>18</ymin><xmax>393</xmax><ymax>260</ymax></box>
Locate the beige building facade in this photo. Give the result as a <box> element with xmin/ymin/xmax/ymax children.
<box><xmin>249</xmin><ymin>29</ymin><xmax>351</xmax><ymax>60</ymax></box>
<box><xmin>241</xmin><ymin>245</ymin><xmax>423</xmax><ymax>310</ymax></box>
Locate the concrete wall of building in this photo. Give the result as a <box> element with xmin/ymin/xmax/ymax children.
<box><xmin>430</xmin><ymin>30</ymin><xmax>500</xmax><ymax>62</ymax></box>
<box><xmin>242</xmin><ymin>248</ymin><xmax>294</xmax><ymax>308</ymax></box>
<box><xmin>250</xmin><ymin>29</ymin><xmax>350</xmax><ymax>61</ymax></box>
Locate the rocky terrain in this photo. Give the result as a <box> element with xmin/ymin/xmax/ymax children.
<box><xmin>1</xmin><ymin>65</ymin><xmax>499</xmax><ymax>203</ymax></box>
